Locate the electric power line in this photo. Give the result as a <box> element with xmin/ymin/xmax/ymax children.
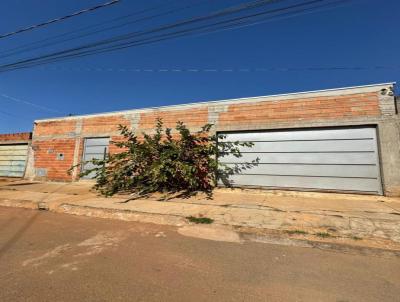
<box><xmin>0</xmin><ymin>92</ymin><xmax>63</xmax><ymax>114</ymax></box>
<box><xmin>0</xmin><ymin>109</ymin><xmax>28</xmax><ymax>120</ymax></box>
<box><xmin>42</xmin><ymin>0</ymin><xmax>345</xmax><ymax>66</ymax></box>
<box><xmin>0</xmin><ymin>0</ymin><xmax>120</xmax><ymax>40</ymax></box>
<box><xmin>35</xmin><ymin>65</ymin><xmax>399</xmax><ymax>72</ymax></box>
<box><xmin>37</xmin><ymin>0</ymin><xmax>348</xmax><ymax>71</ymax></box>
<box><xmin>0</xmin><ymin>0</ymin><xmax>172</xmax><ymax>55</ymax></box>
<box><xmin>1</xmin><ymin>0</ymin><xmax>281</xmax><ymax>68</ymax></box>
<box><xmin>0</xmin><ymin>0</ymin><xmax>343</xmax><ymax>72</ymax></box>
<box><xmin>0</xmin><ymin>0</ymin><xmax>201</xmax><ymax>59</ymax></box>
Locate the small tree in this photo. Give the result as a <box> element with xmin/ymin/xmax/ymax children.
<box><xmin>73</xmin><ymin>118</ymin><xmax>255</xmax><ymax>197</ymax></box>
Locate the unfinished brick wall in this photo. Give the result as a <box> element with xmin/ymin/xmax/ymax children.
<box><xmin>218</xmin><ymin>93</ymin><xmax>380</xmax><ymax>127</ymax></box>
<box><xmin>81</xmin><ymin>115</ymin><xmax>131</xmax><ymax>134</ymax></box>
<box><xmin>34</xmin><ymin>120</ymin><xmax>76</xmax><ymax>136</ymax></box>
<box><xmin>33</xmin><ymin>139</ymin><xmax>76</xmax><ymax>181</ymax></box>
<box><xmin>31</xmin><ymin>88</ymin><xmax>391</xmax><ymax>182</ymax></box>
<box><xmin>108</xmin><ymin>136</ymin><xmax>128</xmax><ymax>154</ymax></box>
<box><xmin>139</xmin><ymin>107</ymin><xmax>209</xmax><ymax>130</ymax></box>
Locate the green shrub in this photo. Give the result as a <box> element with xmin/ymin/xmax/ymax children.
<box><xmin>72</xmin><ymin>118</ymin><xmax>256</xmax><ymax>197</ymax></box>
<box><xmin>315</xmin><ymin>232</ymin><xmax>331</xmax><ymax>238</ymax></box>
<box><xmin>285</xmin><ymin>229</ymin><xmax>308</xmax><ymax>235</ymax></box>
<box><xmin>186</xmin><ymin>216</ymin><xmax>214</xmax><ymax>224</ymax></box>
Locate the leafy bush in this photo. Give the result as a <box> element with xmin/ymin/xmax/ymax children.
<box><xmin>186</xmin><ymin>216</ymin><xmax>214</xmax><ymax>224</ymax></box>
<box><xmin>73</xmin><ymin>118</ymin><xmax>256</xmax><ymax>197</ymax></box>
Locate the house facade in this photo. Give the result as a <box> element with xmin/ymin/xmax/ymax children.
<box><xmin>26</xmin><ymin>83</ymin><xmax>400</xmax><ymax>196</ymax></box>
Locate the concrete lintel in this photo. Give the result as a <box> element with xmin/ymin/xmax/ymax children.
<box><xmin>214</xmin><ymin>117</ymin><xmax>389</xmax><ymax>133</ymax></box>
<box><xmin>32</xmin><ymin>131</ymin><xmax>122</xmax><ymax>141</ymax></box>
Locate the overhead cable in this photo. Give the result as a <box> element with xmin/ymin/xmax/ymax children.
<box><xmin>0</xmin><ymin>0</ymin><xmax>206</xmax><ymax>59</ymax></box>
<box><xmin>0</xmin><ymin>0</ymin><xmax>120</xmax><ymax>40</ymax></box>
<box><xmin>0</xmin><ymin>0</ymin><xmax>350</xmax><ymax>72</ymax></box>
<box><xmin>0</xmin><ymin>92</ymin><xmax>63</xmax><ymax>113</ymax></box>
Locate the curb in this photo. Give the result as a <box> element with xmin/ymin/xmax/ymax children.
<box><xmin>239</xmin><ymin>231</ymin><xmax>400</xmax><ymax>258</ymax></box>
<box><xmin>56</xmin><ymin>203</ymin><xmax>400</xmax><ymax>257</ymax></box>
<box><xmin>0</xmin><ymin>199</ymin><xmax>38</xmax><ymax>209</ymax></box>
<box><xmin>1</xmin><ymin>199</ymin><xmax>400</xmax><ymax>257</ymax></box>
<box><xmin>55</xmin><ymin>203</ymin><xmax>186</xmax><ymax>226</ymax></box>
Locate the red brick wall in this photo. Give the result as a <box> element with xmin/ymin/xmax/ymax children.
<box><xmin>32</xmin><ymin>91</ymin><xmax>383</xmax><ymax>181</ymax></box>
<box><xmin>33</xmin><ymin>139</ymin><xmax>76</xmax><ymax>181</ymax></box>
<box><xmin>139</xmin><ymin>108</ymin><xmax>209</xmax><ymax>129</ymax></box>
<box><xmin>109</xmin><ymin>136</ymin><xmax>128</xmax><ymax>154</ymax></box>
<box><xmin>34</xmin><ymin>120</ymin><xmax>76</xmax><ymax>136</ymax></box>
<box><xmin>0</xmin><ymin>132</ymin><xmax>31</xmax><ymax>142</ymax></box>
<box><xmin>218</xmin><ymin>93</ymin><xmax>380</xmax><ymax>126</ymax></box>
<box><xmin>81</xmin><ymin>115</ymin><xmax>130</xmax><ymax>134</ymax></box>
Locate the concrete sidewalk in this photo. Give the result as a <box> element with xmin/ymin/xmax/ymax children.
<box><xmin>1</xmin><ymin>179</ymin><xmax>400</xmax><ymax>251</ymax></box>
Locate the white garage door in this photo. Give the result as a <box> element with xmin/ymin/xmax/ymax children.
<box><xmin>0</xmin><ymin>144</ymin><xmax>28</xmax><ymax>177</ymax></box>
<box><xmin>218</xmin><ymin>126</ymin><xmax>383</xmax><ymax>195</ymax></box>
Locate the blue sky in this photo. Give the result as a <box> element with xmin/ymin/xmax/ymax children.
<box><xmin>0</xmin><ymin>0</ymin><xmax>398</xmax><ymax>133</ymax></box>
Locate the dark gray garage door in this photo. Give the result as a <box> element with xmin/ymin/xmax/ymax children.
<box><xmin>0</xmin><ymin>144</ymin><xmax>28</xmax><ymax>177</ymax></box>
<box><xmin>81</xmin><ymin>137</ymin><xmax>109</xmax><ymax>179</ymax></box>
<box><xmin>218</xmin><ymin>126</ymin><xmax>383</xmax><ymax>194</ymax></box>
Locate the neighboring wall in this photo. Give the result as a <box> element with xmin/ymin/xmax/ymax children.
<box><xmin>31</xmin><ymin>83</ymin><xmax>400</xmax><ymax>196</ymax></box>
<box><xmin>0</xmin><ymin>132</ymin><xmax>32</xmax><ymax>143</ymax></box>
<box><xmin>0</xmin><ymin>132</ymin><xmax>32</xmax><ymax>179</ymax></box>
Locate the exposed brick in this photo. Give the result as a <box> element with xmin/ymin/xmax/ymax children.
<box><xmin>32</xmin><ymin>139</ymin><xmax>75</xmax><ymax>181</ymax></box>
<box><xmin>35</xmin><ymin>120</ymin><xmax>76</xmax><ymax>136</ymax></box>
<box><xmin>109</xmin><ymin>136</ymin><xmax>127</xmax><ymax>154</ymax></box>
<box><xmin>139</xmin><ymin>108</ymin><xmax>209</xmax><ymax>130</ymax></box>
<box><xmin>0</xmin><ymin>132</ymin><xmax>31</xmax><ymax>142</ymax></box>
<box><xmin>218</xmin><ymin>93</ymin><xmax>380</xmax><ymax>126</ymax></box>
<box><xmin>32</xmin><ymin>91</ymin><xmax>385</xmax><ymax>182</ymax></box>
<box><xmin>81</xmin><ymin>115</ymin><xmax>131</xmax><ymax>134</ymax></box>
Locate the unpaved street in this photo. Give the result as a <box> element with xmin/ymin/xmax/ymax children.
<box><xmin>0</xmin><ymin>207</ymin><xmax>399</xmax><ymax>302</ymax></box>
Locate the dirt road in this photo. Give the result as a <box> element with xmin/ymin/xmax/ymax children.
<box><xmin>0</xmin><ymin>207</ymin><xmax>399</xmax><ymax>302</ymax></box>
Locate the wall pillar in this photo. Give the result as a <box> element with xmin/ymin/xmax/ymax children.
<box><xmin>71</xmin><ymin>119</ymin><xmax>83</xmax><ymax>180</ymax></box>
<box><xmin>378</xmin><ymin>119</ymin><xmax>400</xmax><ymax>196</ymax></box>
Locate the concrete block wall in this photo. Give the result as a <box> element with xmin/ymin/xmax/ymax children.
<box><xmin>30</xmin><ymin>83</ymin><xmax>400</xmax><ymax>196</ymax></box>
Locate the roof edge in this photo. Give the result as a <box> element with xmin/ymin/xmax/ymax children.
<box><xmin>35</xmin><ymin>82</ymin><xmax>396</xmax><ymax>123</ymax></box>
